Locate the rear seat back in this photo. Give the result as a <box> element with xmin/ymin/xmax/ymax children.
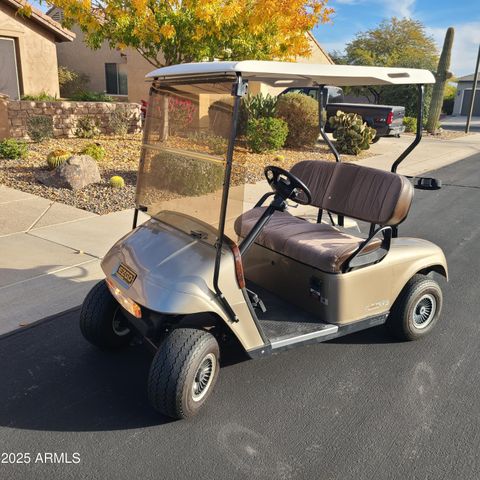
<box><xmin>290</xmin><ymin>160</ymin><xmax>336</xmax><ymax>208</ymax></box>
<box><xmin>291</xmin><ymin>160</ymin><xmax>414</xmax><ymax>226</ymax></box>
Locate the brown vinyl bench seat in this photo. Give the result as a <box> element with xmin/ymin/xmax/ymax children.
<box><xmin>235</xmin><ymin>207</ymin><xmax>382</xmax><ymax>273</ymax></box>
<box><xmin>234</xmin><ymin>160</ymin><xmax>414</xmax><ymax>273</ymax></box>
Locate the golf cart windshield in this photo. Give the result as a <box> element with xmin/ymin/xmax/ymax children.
<box><xmin>136</xmin><ymin>78</ymin><xmax>246</xmax><ymax>245</ymax></box>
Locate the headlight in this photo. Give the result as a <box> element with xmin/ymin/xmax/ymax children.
<box><xmin>106</xmin><ymin>278</ymin><xmax>142</xmax><ymax>318</ymax></box>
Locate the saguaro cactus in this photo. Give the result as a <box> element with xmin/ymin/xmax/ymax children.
<box><xmin>427</xmin><ymin>27</ymin><xmax>454</xmax><ymax>133</ymax></box>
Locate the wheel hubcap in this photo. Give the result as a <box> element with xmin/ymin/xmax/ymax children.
<box><xmin>192</xmin><ymin>353</ymin><xmax>216</xmax><ymax>402</ymax></box>
<box><xmin>112</xmin><ymin>308</ymin><xmax>130</xmax><ymax>336</ymax></box>
<box><xmin>412</xmin><ymin>293</ymin><xmax>437</xmax><ymax>329</ymax></box>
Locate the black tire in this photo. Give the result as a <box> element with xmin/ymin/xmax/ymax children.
<box><xmin>148</xmin><ymin>328</ymin><xmax>220</xmax><ymax>419</ymax></box>
<box><xmin>387</xmin><ymin>274</ymin><xmax>443</xmax><ymax>341</ymax></box>
<box><xmin>371</xmin><ymin>135</ymin><xmax>381</xmax><ymax>143</ymax></box>
<box><xmin>80</xmin><ymin>280</ymin><xmax>132</xmax><ymax>349</ymax></box>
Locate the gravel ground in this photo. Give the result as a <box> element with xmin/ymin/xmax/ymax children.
<box><xmin>0</xmin><ymin>134</ymin><xmax>371</xmax><ymax>215</ymax></box>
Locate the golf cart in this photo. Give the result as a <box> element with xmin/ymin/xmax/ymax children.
<box><xmin>80</xmin><ymin>61</ymin><xmax>447</xmax><ymax>419</ymax></box>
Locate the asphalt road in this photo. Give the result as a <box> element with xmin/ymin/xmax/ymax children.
<box><xmin>1</xmin><ymin>155</ymin><xmax>480</xmax><ymax>480</ymax></box>
<box><xmin>441</xmin><ymin>116</ymin><xmax>480</xmax><ymax>133</ymax></box>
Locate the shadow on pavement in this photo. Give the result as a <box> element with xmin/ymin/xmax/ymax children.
<box><xmin>0</xmin><ymin>307</ymin><xmax>251</xmax><ymax>433</ymax></box>
<box><xmin>0</xmin><ymin>309</ymin><xmax>173</xmax><ymax>432</ymax></box>
<box><xmin>327</xmin><ymin>324</ymin><xmax>395</xmax><ymax>345</ymax></box>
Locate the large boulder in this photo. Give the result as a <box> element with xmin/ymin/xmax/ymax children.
<box><xmin>37</xmin><ymin>154</ymin><xmax>101</xmax><ymax>190</ymax></box>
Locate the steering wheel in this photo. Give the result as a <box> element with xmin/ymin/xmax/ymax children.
<box><xmin>264</xmin><ymin>166</ymin><xmax>312</xmax><ymax>205</ymax></box>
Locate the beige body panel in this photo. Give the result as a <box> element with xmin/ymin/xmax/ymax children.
<box><xmin>242</xmin><ymin>237</ymin><xmax>447</xmax><ymax>325</ymax></box>
<box><xmin>101</xmin><ymin>218</ymin><xmax>264</xmax><ymax>351</ymax></box>
<box><xmin>217</xmin><ymin>248</ymin><xmax>265</xmax><ymax>350</ymax></box>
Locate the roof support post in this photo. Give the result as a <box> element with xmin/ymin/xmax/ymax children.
<box><xmin>318</xmin><ymin>85</ymin><xmax>340</xmax><ymax>163</ymax></box>
<box><xmin>318</xmin><ymin>85</ymin><xmax>343</xmax><ymax>226</ymax></box>
<box><xmin>391</xmin><ymin>84</ymin><xmax>424</xmax><ymax>173</ymax></box>
<box><xmin>212</xmin><ymin>74</ymin><xmax>247</xmax><ymax>323</ymax></box>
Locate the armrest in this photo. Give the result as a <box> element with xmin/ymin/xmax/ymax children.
<box><xmin>342</xmin><ymin>226</ymin><xmax>392</xmax><ymax>272</ymax></box>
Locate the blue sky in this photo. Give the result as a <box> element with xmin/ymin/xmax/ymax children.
<box><xmin>32</xmin><ymin>0</ymin><xmax>480</xmax><ymax>77</ymax></box>
<box><xmin>314</xmin><ymin>0</ymin><xmax>480</xmax><ymax>77</ymax></box>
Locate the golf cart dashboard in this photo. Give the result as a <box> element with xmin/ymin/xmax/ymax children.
<box><xmin>151</xmin><ymin>211</ymin><xmax>221</xmax><ymax>247</ymax></box>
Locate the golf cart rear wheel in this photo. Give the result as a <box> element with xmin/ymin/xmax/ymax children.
<box><xmin>80</xmin><ymin>280</ymin><xmax>132</xmax><ymax>349</ymax></box>
<box><xmin>387</xmin><ymin>274</ymin><xmax>443</xmax><ymax>341</ymax></box>
<box><xmin>148</xmin><ymin>328</ymin><xmax>220</xmax><ymax>419</ymax></box>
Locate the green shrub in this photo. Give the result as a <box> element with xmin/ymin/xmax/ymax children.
<box><xmin>243</xmin><ymin>93</ymin><xmax>277</xmax><ymax>119</ymax></box>
<box><xmin>188</xmin><ymin>131</ymin><xmax>228</xmax><ymax>155</ymax></box>
<box><xmin>47</xmin><ymin>149</ymin><xmax>71</xmax><ymax>169</ymax></box>
<box><xmin>329</xmin><ymin>111</ymin><xmax>376</xmax><ymax>155</ymax></box>
<box><xmin>403</xmin><ymin>116</ymin><xmax>440</xmax><ymax>133</ymax></box>
<box><xmin>0</xmin><ymin>139</ymin><xmax>28</xmax><ymax>160</ymax></box>
<box><xmin>80</xmin><ymin>143</ymin><xmax>105</xmax><ymax>161</ymax></box>
<box><xmin>403</xmin><ymin>116</ymin><xmax>418</xmax><ymax>133</ymax></box>
<box><xmin>109</xmin><ymin>175</ymin><xmax>125</xmax><ymax>188</ymax></box>
<box><xmin>240</xmin><ymin>93</ymin><xmax>278</xmax><ymax>135</ymax></box>
<box><xmin>21</xmin><ymin>92</ymin><xmax>57</xmax><ymax>101</ymax></box>
<box><xmin>58</xmin><ymin>66</ymin><xmax>90</xmax><ymax>98</ymax></box>
<box><xmin>70</xmin><ymin>91</ymin><xmax>113</xmax><ymax>102</ymax></box>
<box><xmin>75</xmin><ymin>117</ymin><xmax>100</xmax><ymax>138</ymax></box>
<box><xmin>26</xmin><ymin>115</ymin><xmax>54</xmax><ymax>142</ymax></box>
<box><xmin>109</xmin><ymin>109</ymin><xmax>131</xmax><ymax>135</ymax></box>
<box><xmin>153</xmin><ymin>151</ymin><xmax>224</xmax><ymax>196</ymax></box>
<box><xmin>276</xmin><ymin>93</ymin><xmax>319</xmax><ymax>148</ymax></box>
<box><xmin>246</xmin><ymin>117</ymin><xmax>288</xmax><ymax>153</ymax></box>
<box><xmin>442</xmin><ymin>84</ymin><xmax>456</xmax><ymax>115</ymax></box>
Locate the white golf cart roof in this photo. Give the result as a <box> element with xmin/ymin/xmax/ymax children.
<box><xmin>146</xmin><ymin>61</ymin><xmax>435</xmax><ymax>87</ymax></box>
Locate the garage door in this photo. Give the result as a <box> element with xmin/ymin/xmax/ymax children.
<box><xmin>0</xmin><ymin>37</ymin><xmax>20</xmax><ymax>100</ymax></box>
<box><xmin>461</xmin><ymin>89</ymin><xmax>480</xmax><ymax>116</ymax></box>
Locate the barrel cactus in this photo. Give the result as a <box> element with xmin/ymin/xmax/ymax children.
<box><xmin>426</xmin><ymin>27</ymin><xmax>454</xmax><ymax>133</ymax></box>
<box><xmin>47</xmin><ymin>149</ymin><xmax>71</xmax><ymax>170</ymax></box>
<box><xmin>328</xmin><ymin>111</ymin><xmax>376</xmax><ymax>155</ymax></box>
<box><xmin>80</xmin><ymin>143</ymin><xmax>105</xmax><ymax>161</ymax></box>
<box><xmin>109</xmin><ymin>175</ymin><xmax>125</xmax><ymax>188</ymax></box>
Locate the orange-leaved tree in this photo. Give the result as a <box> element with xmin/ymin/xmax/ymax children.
<box><xmin>38</xmin><ymin>0</ymin><xmax>333</xmax><ymax>67</ymax></box>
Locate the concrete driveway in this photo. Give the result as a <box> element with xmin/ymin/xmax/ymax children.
<box><xmin>0</xmin><ymin>152</ymin><xmax>480</xmax><ymax>479</ymax></box>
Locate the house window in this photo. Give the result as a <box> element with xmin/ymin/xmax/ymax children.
<box><xmin>105</xmin><ymin>63</ymin><xmax>128</xmax><ymax>95</ymax></box>
<box><xmin>0</xmin><ymin>37</ymin><xmax>21</xmax><ymax>100</ymax></box>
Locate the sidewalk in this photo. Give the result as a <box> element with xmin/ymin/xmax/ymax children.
<box><xmin>358</xmin><ymin>132</ymin><xmax>480</xmax><ymax>174</ymax></box>
<box><xmin>1</xmin><ymin>133</ymin><xmax>479</xmax><ymax>335</ymax></box>
<box><xmin>0</xmin><ymin>187</ymin><xmax>147</xmax><ymax>335</ymax></box>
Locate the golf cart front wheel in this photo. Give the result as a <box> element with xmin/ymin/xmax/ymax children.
<box><xmin>387</xmin><ymin>274</ymin><xmax>443</xmax><ymax>341</ymax></box>
<box><xmin>80</xmin><ymin>280</ymin><xmax>132</xmax><ymax>349</ymax></box>
<box><xmin>148</xmin><ymin>328</ymin><xmax>220</xmax><ymax>419</ymax></box>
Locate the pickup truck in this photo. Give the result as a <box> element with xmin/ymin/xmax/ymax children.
<box><xmin>280</xmin><ymin>86</ymin><xmax>405</xmax><ymax>142</ymax></box>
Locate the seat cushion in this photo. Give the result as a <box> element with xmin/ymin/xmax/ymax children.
<box><xmin>234</xmin><ymin>208</ymin><xmax>382</xmax><ymax>273</ymax></box>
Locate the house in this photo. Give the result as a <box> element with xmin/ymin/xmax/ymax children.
<box><xmin>0</xmin><ymin>0</ymin><xmax>74</xmax><ymax>99</ymax></box>
<box><xmin>47</xmin><ymin>6</ymin><xmax>333</xmax><ymax>104</ymax></box>
<box><xmin>452</xmin><ymin>74</ymin><xmax>480</xmax><ymax>116</ymax></box>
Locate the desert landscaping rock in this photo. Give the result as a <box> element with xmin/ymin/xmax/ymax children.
<box><xmin>0</xmin><ymin>133</ymin><xmax>373</xmax><ymax>214</ymax></box>
<box><xmin>37</xmin><ymin>155</ymin><xmax>101</xmax><ymax>190</ymax></box>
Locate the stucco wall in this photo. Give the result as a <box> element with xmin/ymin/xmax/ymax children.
<box><xmin>1</xmin><ymin>100</ymin><xmax>141</xmax><ymax>139</ymax></box>
<box><xmin>54</xmin><ymin>22</ymin><xmax>125</xmax><ymax>95</ymax></box>
<box><xmin>0</xmin><ymin>3</ymin><xmax>60</xmax><ymax>98</ymax></box>
<box><xmin>125</xmin><ymin>49</ymin><xmax>163</xmax><ymax>104</ymax></box>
